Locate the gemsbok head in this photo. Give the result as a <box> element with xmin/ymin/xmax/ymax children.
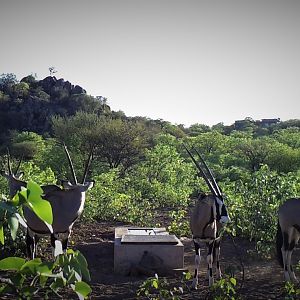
<box><xmin>1</xmin><ymin>149</ymin><xmax>26</xmax><ymax>198</ymax></box>
<box><xmin>184</xmin><ymin>144</ymin><xmax>230</xmax><ymax>288</ymax></box>
<box><xmin>276</xmin><ymin>197</ymin><xmax>300</xmax><ymax>282</ymax></box>
<box><xmin>1</xmin><ymin>148</ymin><xmax>62</xmax><ymax>197</ymax></box>
<box><xmin>24</xmin><ymin>144</ymin><xmax>94</xmax><ymax>258</ymax></box>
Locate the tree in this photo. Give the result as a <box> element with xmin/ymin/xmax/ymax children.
<box><xmin>49</xmin><ymin>66</ymin><xmax>57</xmax><ymax>76</ymax></box>
<box><xmin>95</xmin><ymin>118</ymin><xmax>148</xmax><ymax>171</ymax></box>
<box><xmin>9</xmin><ymin>131</ymin><xmax>46</xmax><ymax>161</ymax></box>
<box><xmin>0</xmin><ymin>73</ymin><xmax>18</xmax><ymax>93</ymax></box>
<box><xmin>234</xmin><ymin>138</ymin><xmax>272</xmax><ymax>172</ymax></box>
<box><xmin>187</xmin><ymin>123</ymin><xmax>211</xmax><ymax>136</ymax></box>
<box><xmin>191</xmin><ymin>131</ymin><xmax>229</xmax><ymax>156</ymax></box>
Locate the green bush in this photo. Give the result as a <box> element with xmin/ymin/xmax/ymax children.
<box><xmin>84</xmin><ymin>170</ymin><xmax>153</xmax><ymax>225</ymax></box>
<box><xmin>225</xmin><ymin>165</ymin><xmax>300</xmax><ymax>255</ymax></box>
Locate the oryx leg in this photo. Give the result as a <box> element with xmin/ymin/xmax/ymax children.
<box><xmin>26</xmin><ymin>230</ymin><xmax>39</xmax><ymax>259</ymax></box>
<box><xmin>192</xmin><ymin>240</ymin><xmax>201</xmax><ymax>289</ymax></box>
<box><xmin>207</xmin><ymin>240</ymin><xmax>215</xmax><ymax>287</ymax></box>
<box><xmin>51</xmin><ymin>234</ymin><xmax>63</xmax><ymax>257</ymax></box>
<box><xmin>282</xmin><ymin>229</ymin><xmax>298</xmax><ymax>282</ymax></box>
<box><xmin>61</xmin><ymin>230</ymin><xmax>72</xmax><ymax>252</ymax></box>
<box><xmin>214</xmin><ymin>238</ymin><xmax>222</xmax><ymax>279</ymax></box>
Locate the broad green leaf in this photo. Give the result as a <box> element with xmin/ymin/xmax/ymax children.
<box><xmin>74</xmin><ymin>281</ymin><xmax>92</xmax><ymax>299</ymax></box>
<box><xmin>66</xmin><ymin>249</ymin><xmax>75</xmax><ymax>255</ymax></box>
<box><xmin>0</xmin><ymin>257</ymin><xmax>25</xmax><ymax>270</ymax></box>
<box><xmin>0</xmin><ymin>224</ymin><xmax>4</xmax><ymax>245</ymax></box>
<box><xmin>76</xmin><ymin>252</ymin><xmax>91</xmax><ymax>281</ymax></box>
<box><xmin>8</xmin><ymin>214</ymin><xmax>19</xmax><ymax>240</ymax></box>
<box><xmin>20</xmin><ymin>258</ymin><xmax>42</xmax><ymax>274</ymax></box>
<box><xmin>50</xmin><ymin>277</ymin><xmax>66</xmax><ymax>292</ymax></box>
<box><xmin>230</xmin><ymin>277</ymin><xmax>237</xmax><ymax>286</ymax></box>
<box><xmin>27</xmin><ymin>181</ymin><xmax>44</xmax><ymax>198</ymax></box>
<box><xmin>23</xmin><ymin>181</ymin><xmax>53</xmax><ymax>225</ymax></box>
<box><xmin>35</xmin><ymin>262</ymin><xmax>54</xmax><ymax>275</ymax></box>
<box><xmin>152</xmin><ymin>280</ymin><xmax>158</xmax><ymax>289</ymax></box>
<box><xmin>26</xmin><ymin>197</ymin><xmax>53</xmax><ymax>225</ymax></box>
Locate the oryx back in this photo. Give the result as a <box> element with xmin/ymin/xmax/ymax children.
<box><xmin>277</xmin><ymin>197</ymin><xmax>300</xmax><ymax>282</ymax></box>
<box><xmin>279</xmin><ymin>198</ymin><xmax>300</xmax><ymax>230</ymax></box>
<box><xmin>190</xmin><ymin>195</ymin><xmax>217</xmax><ymax>240</ymax></box>
<box><xmin>24</xmin><ymin>187</ymin><xmax>86</xmax><ymax>234</ymax></box>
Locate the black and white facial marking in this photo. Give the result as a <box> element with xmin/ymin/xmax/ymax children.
<box><xmin>215</xmin><ymin>196</ymin><xmax>230</xmax><ymax>225</ymax></box>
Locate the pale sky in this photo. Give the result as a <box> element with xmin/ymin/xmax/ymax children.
<box><xmin>0</xmin><ymin>0</ymin><xmax>299</xmax><ymax>126</ymax></box>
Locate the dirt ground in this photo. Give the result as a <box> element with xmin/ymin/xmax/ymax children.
<box><xmin>63</xmin><ymin>220</ymin><xmax>299</xmax><ymax>300</ymax></box>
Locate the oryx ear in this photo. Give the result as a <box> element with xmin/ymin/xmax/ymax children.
<box><xmin>84</xmin><ymin>181</ymin><xmax>94</xmax><ymax>190</ymax></box>
<box><xmin>62</xmin><ymin>180</ymin><xmax>73</xmax><ymax>189</ymax></box>
<box><xmin>17</xmin><ymin>171</ymin><xmax>24</xmax><ymax>179</ymax></box>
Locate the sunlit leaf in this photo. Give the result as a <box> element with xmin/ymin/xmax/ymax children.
<box><xmin>20</xmin><ymin>258</ymin><xmax>42</xmax><ymax>274</ymax></box>
<box><xmin>152</xmin><ymin>279</ymin><xmax>158</xmax><ymax>289</ymax></box>
<box><xmin>76</xmin><ymin>251</ymin><xmax>91</xmax><ymax>281</ymax></box>
<box><xmin>8</xmin><ymin>214</ymin><xmax>19</xmax><ymax>240</ymax></box>
<box><xmin>230</xmin><ymin>277</ymin><xmax>237</xmax><ymax>286</ymax></box>
<box><xmin>27</xmin><ymin>181</ymin><xmax>43</xmax><ymax>198</ymax></box>
<box><xmin>0</xmin><ymin>224</ymin><xmax>4</xmax><ymax>245</ymax></box>
<box><xmin>26</xmin><ymin>196</ymin><xmax>53</xmax><ymax>225</ymax></box>
<box><xmin>0</xmin><ymin>257</ymin><xmax>25</xmax><ymax>270</ymax></box>
<box><xmin>74</xmin><ymin>281</ymin><xmax>92</xmax><ymax>299</ymax></box>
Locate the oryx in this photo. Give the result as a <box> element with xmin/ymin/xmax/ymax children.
<box><xmin>276</xmin><ymin>197</ymin><xmax>300</xmax><ymax>282</ymax></box>
<box><xmin>184</xmin><ymin>145</ymin><xmax>230</xmax><ymax>288</ymax></box>
<box><xmin>24</xmin><ymin>145</ymin><xmax>94</xmax><ymax>258</ymax></box>
<box><xmin>1</xmin><ymin>146</ymin><xmax>94</xmax><ymax>259</ymax></box>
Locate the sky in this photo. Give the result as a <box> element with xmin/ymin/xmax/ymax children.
<box><xmin>0</xmin><ymin>0</ymin><xmax>299</xmax><ymax>127</ymax></box>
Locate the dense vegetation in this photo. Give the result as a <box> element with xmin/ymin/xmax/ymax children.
<box><xmin>1</xmin><ymin>72</ymin><xmax>300</xmax><ymax>297</ymax></box>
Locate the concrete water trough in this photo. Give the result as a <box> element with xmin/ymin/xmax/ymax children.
<box><xmin>114</xmin><ymin>227</ymin><xmax>184</xmax><ymax>274</ymax></box>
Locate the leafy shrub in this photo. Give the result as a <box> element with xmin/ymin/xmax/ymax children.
<box><xmin>209</xmin><ymin>276</ymin><xmax>239</xmax><ymax>300</ymax></box>
<box><xmin>137</xmin><ymin>272</ymin><xmax>192</xmax><ymax>300</ymax></box>
<box><xmin>0</xmin><ymin>250</ymin><xmax>91</xmax><ymax>299</ymax></box>
<box><xmin>167</xmin><ymin>209</ymin><xmax>190</xmax><ymax>237</ymax></box>
<box><xmin>129</xmin><ymin>142</ymin><xmax>194</xmax><ymax>207</ymax></box>
<box><xmin>84</xmin><ymin>170</ymin><xmax>153</xmax><ymax>225</ymax></box>
<box><xmin>225</xmin><ymin>165</ymin><xmax>300</xmax><ymax>255</ymax></box>
<box><xmin>283</xmin><ymin>281</ymin><xmax>300</xmax><ymax>300</ymax></box>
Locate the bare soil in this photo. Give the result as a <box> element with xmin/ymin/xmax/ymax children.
<box><xmin>1</xmin><ymin>220</ymin><xmax>297</xmax><ymax>299</ymax></box>
<box><xmin>65</xmin><ymin>220</ymin><xmax>300</xmax><ymax>300</ymax></box>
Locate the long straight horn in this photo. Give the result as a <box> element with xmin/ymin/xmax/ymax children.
<box><xmin>7</xmin><ymin>148</ymin><xmax>12</xmax><ymax>175</ymax></box>
<box><xmin>63</xmin><ymin>144</ymin><xmax>78</xmax><ymax>184</ymax></box>
<box><xmin>192</xmin><ymin>147</ymin><xmax>222</xmax><ymax>197</ymax></box>
<box><xmin>182</xmin><ymin>144</ymin><xmax>217</xmax><ymax>196</ymax></box>
<box><xmin>15</xmin><ymin>155</ymin><xmax>23</xmax><ymax>174</ymax></box>
<box><xmin>81</xmin><ymin>145</ymin><xmax>94</xmax><ymax>184</ymax></box>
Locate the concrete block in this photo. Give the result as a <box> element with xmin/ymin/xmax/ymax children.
<box><xmin>114</xmin><ymin>227</ymin><xmax>184</xmax><ymax>274</ymax></box>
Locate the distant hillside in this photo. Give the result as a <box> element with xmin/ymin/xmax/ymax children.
<box><xmin>0</xmin><ymin>74</ymin><xmax>111</xmax><ymax>137</ymax></box>
<box><xmin>1</xmin><ymin>73</ymin><xmax>299</xmax><ymax>143</ymax></box>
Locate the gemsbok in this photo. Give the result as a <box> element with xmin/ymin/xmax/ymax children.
<box><xmin>1</xmin><ymin>145</ymin><xmax>94</xmax><ymax>259</ymax></box>
<box><xmin>184</xmin><ymin>144</ymin><xmax>230</xmax><ymax>288</ymax></box>
<box><xmin>276</xmin><ymin>197</ymin><xmax>300</xmax><ymax>282</ymax></box>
